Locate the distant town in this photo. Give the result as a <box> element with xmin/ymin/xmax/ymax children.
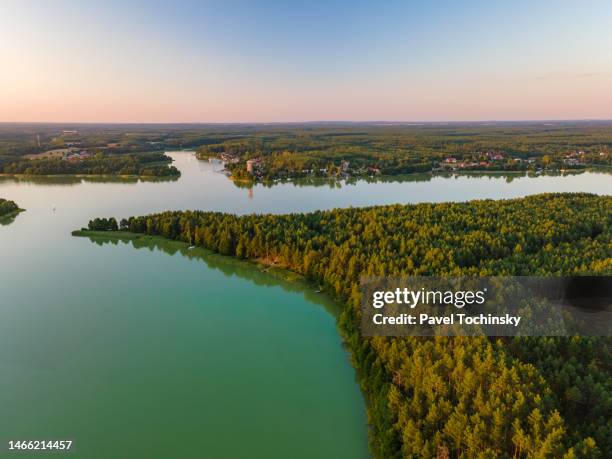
<box><xmin>210</xmin><ymin>146</ymin><xmax>608</xmax><ymax>183</ymax></box>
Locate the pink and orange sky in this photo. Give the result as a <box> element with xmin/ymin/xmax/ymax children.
<box><xmin>1</xmin><ymin>0</ymin><xmax>611</xmax><ymax>123</ymax></box>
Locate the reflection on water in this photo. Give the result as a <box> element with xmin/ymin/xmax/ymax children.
<box><xmin>0</xmin><ymin>211</ymin><xmax>22</xmax><ymax>226</ymax></box>
<box><xmin>231</xmin><ymin>171</ymin><xmax>446</xmax><ymax>189</ymax></box>
<box><xmin>80</xmin><ymin>232</ymin><xmax>343</xmax><ymax>318</ymax></box>
<box><xmin>0</xmin><ymin>174</ymin><xmax>82</xmax><ymax>186</ymax></box>
<box><xmin>225</xmin><ymin>166</ymin><xmax>609</xmax><ymax>190</ymax></box>
<box><xmin>0</xmin><ymin>174</ymin><xmax>179</xmax><ymax>186</ymax></box>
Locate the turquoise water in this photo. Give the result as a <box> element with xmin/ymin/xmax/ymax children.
<box><xmin>0</xmin><ymin>152</ymin><xmax>609</xmax><ymax>458</ymax></box>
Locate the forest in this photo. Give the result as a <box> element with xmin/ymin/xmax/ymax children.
<box><xmin>0</xmin><ymin>198</ymin><xmax>20</xmax><ymax>217</ymax></box>
<box><xmin>82</xmin><ymin>193</ymin><xmax>611</xmax><ymax>458</ymax></box>
<box><xmin>1</xmin><ymin>122</ymin><xmax>610</xmax><ymax>180</ymax></box>
<box><xmin>194</xmin><ymin>123</ymin><xmax>612</xmax><ymax>182</ymax></box>
<box><xmin>0</xmin><ymin>152</ymin><xmax>180</xmax><ymax>177</ymax></box>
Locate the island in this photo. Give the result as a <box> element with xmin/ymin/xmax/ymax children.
<box><xmin>76</xmin><ymin>193</ymin><xmax>611</xmax><ymax>458</ymax></box>
<box><xmin>1</xmin><ymin>152</ymin><xmax>180</xmax><ymax>178</ymax></box>
<box><xmin>0</xmin><ymin>198</ymin><xmax>22</xmax><ymax>218</ymax></box>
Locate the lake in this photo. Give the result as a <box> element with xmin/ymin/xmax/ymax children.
<box><xmin>0</xmin><ymin>152</ymin><xmax>609</xmax><ymax>458</ymax></box>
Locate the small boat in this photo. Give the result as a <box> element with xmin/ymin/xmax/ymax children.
<box><xmin>188</xmin><ymin>245</ymin><xmax>195</xmax><ymax>250</ymax></box>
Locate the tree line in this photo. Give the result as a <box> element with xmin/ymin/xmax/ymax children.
<box><xmin>89</xmin><ymin>193</ymin><xmax>611</xmax><ymax>458</ymax></box>
<box><xmin>1</xmin><ymin>153</ymin><xmax>180</xmax><ymax>177</ymax></box>
<box><xmin>87</xmin><ymin>217</ymin><xmax>119</xmax><ymax>231</ymax></box>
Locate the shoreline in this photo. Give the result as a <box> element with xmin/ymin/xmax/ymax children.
<box><xmin>0</xmin><ymin>172</ymin><xmax>180</xmax><ymax>180</ymax></box>
<box><xmin>212</xmin><ymin>164</ymin><xmax>610</xmax><ymax>187</ymax></box>
<box><xmin>71</xmin><ymin>230</ymin><xmax>312</xmax><ymax>287</ymax></box>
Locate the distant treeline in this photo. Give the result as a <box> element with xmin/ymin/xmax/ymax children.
<box><xmin>1</xmin><ymin>153</ymin><xmax>180</xmax><ymax>177</ymax></box>
<box><xmin>0</xmin><ymin>123</ymin><xmax>257</xmax><ymax>165</ymax></box>
<box><xmin>87</xmin><ymin>217</ymin><xmax>119</xmax><ymax>231</ymax></box>
<box><xmin>0</xmin><ymin>198</ymin><xmax>20</xmax><ymax>217</ymax></box>
<box><xmin>2</xmin><ymin>123</ymin><xmax>611</xmax><ymax>179</ymax></box>
<box><xmin>195</xmin><ymin>124</ymin><xmax>612</xmax><ymax>181</ymax></box>
<box><xmin>86</xmin><ymin>193</ymin><xmax>612</xmax><ymax>458</ymax></box>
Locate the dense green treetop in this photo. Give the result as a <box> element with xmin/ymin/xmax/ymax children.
<box><xmin>1</xmin><ymin>152</ymin><xmax>180</xmax><ymax>177</ymax></box>
<box><xmin>0</xmin><ymin>198</ymin><xmax>20</xmax><ymax>217</ymax></box>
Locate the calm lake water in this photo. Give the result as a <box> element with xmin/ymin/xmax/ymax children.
<box><xmin>0</xmin><ymin>152</ymin><xmax>610</xmax><ymax>458</ymax></box>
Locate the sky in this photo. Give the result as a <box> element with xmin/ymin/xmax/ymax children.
<box><xmin>1</xmin><ymin>0</ymin><xmax>611</xmax><ymax>123</ymax></box>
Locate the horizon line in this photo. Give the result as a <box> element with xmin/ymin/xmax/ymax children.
<box><xmin>2</xmin><ymin>118</ymin><xmax>612</xmax><ymax>126</ymax></box>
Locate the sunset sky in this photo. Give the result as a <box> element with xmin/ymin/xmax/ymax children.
<box><xmin>1</xmin><ymin>0</ymin><xmax>611</xmax><ymax>123</ymax></box>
